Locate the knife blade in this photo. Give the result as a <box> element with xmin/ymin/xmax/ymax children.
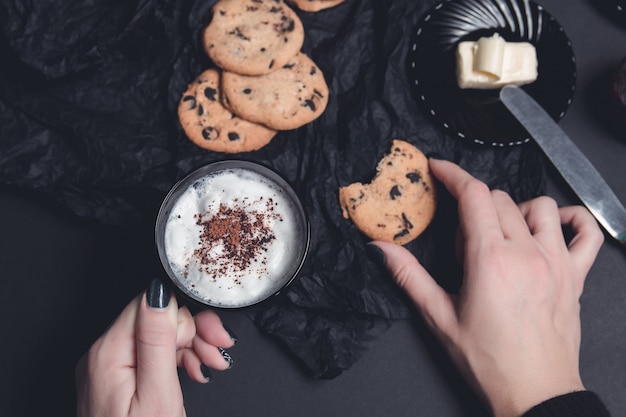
<box><xmin>499</xmin><ymin>85</ymin><xmax>626</xmax><ymax>245</ymax></box>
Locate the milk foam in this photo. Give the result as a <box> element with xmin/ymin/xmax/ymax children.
<box><xmin>163</xmin><ymin>168</ymin><xmax>301</xmax><ymax>307</ymax></box>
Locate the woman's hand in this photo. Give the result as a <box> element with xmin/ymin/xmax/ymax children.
<box><xmin>371</xmin><ymin>159</ymin><xmax>604</xmax><ymax>417</ymax></box>
<box><xmin>75</xmin><ymin>279</ymin><xmax>236</xmax><ymax>417</ymax></box>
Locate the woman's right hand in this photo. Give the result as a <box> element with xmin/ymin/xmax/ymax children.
<box><xmin>371</xmin><ymin>159</ymin><xmax>604</xmax><ymax>417</ymax></box>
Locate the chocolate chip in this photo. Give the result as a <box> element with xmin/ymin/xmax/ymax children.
<box><xmin>204</xmin><ymin>87</ymin><xmax>217</xmax><ymax>101</ymax></box>
<box><xmin>401</xmin><ymin>213</ymin><xmax>414</xmax><ymax>230</ymax></box>
<box><xmin>243</xmin><ymin>88</ymin><xmax>252</xmax><ymax>94</ymax></box>
<box><xmin>349</xmin><ymin>191</ymin><xmax>365</xmax><ymax>203</ymax></box>
<box><xmin>393</xmin><ymin>213</ymin><xmax>415</xmax><ymax>240</ymax></box>
<box><xmin>182</xmin><ymin>95</ymin><xmax>196</xmax><ymax>110</ymax></box>
<box><xmin>406</xmin><ymin>172</ymin><xmax>421</xmax><ymax>183</ymax></box>
<box><xmin>390</xmin><ymin>185</ymin><xmax>401</xmax><ymax>200</ymax></box>
<box><xmin>310</xmin><ymin>67</ymin><xmax>317</xmax><ymax>76</ymax></box>
<box><xmin>283</xmin><ymin>63</ymin><xmax>295</xmax><ymax>70</ymax></box>
<box><xmin>274</xmin><ymin>16</ymin><xmax>294</xmax><ymax>34</ymax></box>
<box><xmin>202</xmin><ymin>127</ymin><xmax>217</xmax><ymax>140</ymax></box>
<box><xmin>303</xmin><ymin>99</ymin><xmax>316</xmax><ymax>111</ymax></box>
<box><xmin>269</xmin><ymin>59</ymin><xmax>274</xmax><ymax>69</ymax></box>
<box><xmin>228</xmin><ymin>132</ymin><xmax>240</xmax><ymax>141</ymax></box>
<box><xmin>197</xmin><ymin>105</ymin><xmax>204</xmax><ymax>116</ymax></box>
<box><xmin>393</xmin><ymin>229</ymin><xmax>410</xmax><ymax>240</ymax></box>
<box><xmin>313</xmin><ymin>89</ymin><xmax>324</xmax><ymax>98</ymax></box>
<box><xmin>229</xmin><ymin>27</ymin><xmax>250</xmax><ymax>41</ymax></box>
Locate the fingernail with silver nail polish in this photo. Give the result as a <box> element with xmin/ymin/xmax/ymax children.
<box><xmin>219</xmin><ymin>347</ymin><xmax>234</xmax><ymax>369</ymax></box>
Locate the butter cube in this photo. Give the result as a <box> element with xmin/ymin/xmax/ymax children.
<box><xmin>456</xmin><ymin>34</ymin><xmax>538</xmax><ymax>89</ymax></box>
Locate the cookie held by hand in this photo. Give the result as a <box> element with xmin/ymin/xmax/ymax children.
<box><xmin>339</xmin><ymin>140</ymin><xmax>436</xmax><ymax>245</ymax></box>
<box><xmin>178</xmin><ymin>69</ymin><xmax>277</xmax><ymax>153</ymax></box>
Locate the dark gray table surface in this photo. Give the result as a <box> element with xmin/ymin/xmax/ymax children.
<box><xmin>1</xmin><ymin>1</ymin><xmax>625</xmax><ymax>416</ymax></box>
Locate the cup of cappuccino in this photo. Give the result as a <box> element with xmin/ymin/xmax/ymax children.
<box><xmin>155</xmin><ymin>160</ymin><xmax>310</xmax><ymax>309</ymax></box>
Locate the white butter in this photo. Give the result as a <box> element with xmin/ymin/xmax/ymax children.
<box><xmin>456</xmin><ymin>34</ymin><xmax>538</xmax><ymax>89</ymax></box>
<box><xmin>474</xmin><ymin>33</ymin><xmax>506</xmax><ymax>79</ymax></box>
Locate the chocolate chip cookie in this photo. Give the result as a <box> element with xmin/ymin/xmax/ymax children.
<box><xmin>221</xmin><ymin>52</ymin><xmax>329</xmax><ymax>130</ymax></box>
<box><xmin>178</xmin><ymin>69</ymin><xmax>277</xmax><ymax>153</ymax></box>
<box><xmin>339</xmin><ymin>140</ymin><xmax>436</xmax><ymax>245</ymax></box>
<box><xmin>203</xmin><ymin>0</ymin><xmax>305</xmax><ymax>75</ymax></box>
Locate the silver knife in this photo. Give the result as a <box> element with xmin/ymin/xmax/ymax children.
<box><xmin>500</xmin><ymin>85</ymin><xmax>626</xmax><ymax>246</ymax></box>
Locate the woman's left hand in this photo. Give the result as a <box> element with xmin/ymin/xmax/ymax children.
<box><xmin>75</xmin><ymin>279</ymin><xmax>236</xmax><ymax>417</ymax></box>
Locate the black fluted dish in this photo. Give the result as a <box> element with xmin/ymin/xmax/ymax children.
<box><xmin>407</xmin><ymin>0</ymin><xmax>576</xmax><ymax>147</ymax></box>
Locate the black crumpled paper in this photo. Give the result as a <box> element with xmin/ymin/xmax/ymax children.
<box><xmin>0</xmin><ymin>0</ymin><xmax>545</xmax><ymax>378</ymax></box>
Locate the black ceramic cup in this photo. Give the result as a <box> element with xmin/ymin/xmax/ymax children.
<box><xmin>155</xmin><ymin>160</ymin><xmax>310</xmax><ymax>309</ymax></box>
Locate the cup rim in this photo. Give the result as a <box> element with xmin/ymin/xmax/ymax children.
<box><xmin>155</xmin><ymin>159</ymin><xmax>310</xmax><ymax>309</ymax></box>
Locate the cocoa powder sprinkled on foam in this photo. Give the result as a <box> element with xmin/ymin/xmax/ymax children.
<box><xmin>188</xmin><ymin>197</ymin><xmax>282</xmax><ymax>288</ymax></box>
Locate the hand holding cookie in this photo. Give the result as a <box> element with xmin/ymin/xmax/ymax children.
<box><xmin>372</xmin><ymin>159</ymin><xmax>603</xmax><ymax>417</ymax></box>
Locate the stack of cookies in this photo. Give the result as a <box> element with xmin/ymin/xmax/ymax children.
<box><xmin>178</xmin><ymin>0</ymin><xmax>332</xmax><ymax>153</ymax></box>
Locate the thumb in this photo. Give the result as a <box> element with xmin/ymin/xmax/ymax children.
<box><xmin>369</xmin><ymin>242</ymin><xmax>457</xmax><ymax>335</ymax></box>
<box><xmin>134</xmin><ymin>279</ymin><xmax>182</xmax><ymax>409</ymax></box>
